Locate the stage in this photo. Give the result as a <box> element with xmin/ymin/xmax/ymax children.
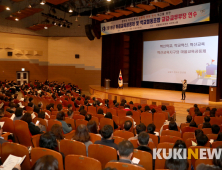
<box><xmin>89</xmin><ymin>85</ymin><xmax>222</xmax><ymax>117</ymax></box>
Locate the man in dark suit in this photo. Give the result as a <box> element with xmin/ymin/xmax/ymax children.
<box><xmin>110</xmin><ymin>140</ymin><xmax>143</xmax><ymax>167</ymax></box>
<box><xmin>137</xmin><ymin>132</ymin><xmax>152</xmax><ymax>154</ymax></box>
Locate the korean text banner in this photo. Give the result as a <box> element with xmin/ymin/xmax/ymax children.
<box><xmin>101</xmin><ymin>3</ymin><xmax>210</xmax><ymax>35</ymax></box>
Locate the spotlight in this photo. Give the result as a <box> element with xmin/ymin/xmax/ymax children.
<box><xmin>63</xmin><ymin>23</ymin><xmax>66</xmax><ymax>27</ymax></box>
<box><xmin>44</xmin><ymin>26</ymin><xmax>48</xmax><ymax>29</ymax></box>
<box><xmin>40</xmin><ymin>0</ymin><xmax>46</xmax><ymax>5</ymax></box>
<box><xmin>190</xmin><ymin>0</ymin><xmax>194</xmax><ymax>3</ymax></box>
<box><xmin>6</xmin><ymin>7</ymin><xmax>10</xmax><ymax>10</ymax></box>
<box><xmin>69</xmin><ymin>8</ymin><xmax>73</xmax><ymax>13</ymax></box>
<box><xmin>75</xmin><ymin>17</ymin><xmax>78</xmax><ymax>21</ymax></box>
<box><xmin>52</xmin><ymin>21</ymin><xmax>57</xmax><ymax>25</ymax></box>
<box><xmin>15</xmin><ymin>18</ymin><xmax>19</xmax><ymax>21</ymax></box>
<box><xmin>107</xmin><ymin>0</ymin><xmax>111</xmax><ymax>1</ymax></box>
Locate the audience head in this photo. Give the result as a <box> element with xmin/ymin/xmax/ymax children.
<box><xmin>118</xmin><ymin>140</ymin><xmax>134</xmax><ymax>159</ymax></box>
<box><xmin>21</xmin><ymin>113</ymin><xmax>32</xmax><ymax>124</ymax></box>
<box><xmin>101</xmin><ymin>125</ymin><xmax>113</xmax><ymax>139</ymax></box>
<box><xmin>147</xmin><ymin>123</ymin><xmax>156</xmax><ymax>134</ymax></box>
<box><xmin>138</xmin><ymin>105</ymin><xmax>142</xmax><ymax>110</ymax></box>
<box><xmin>113</xmin><ymin>100</ymin><xmax>117</xmax><ymax>105</ymax></box>
<box><xmin>32</xmin><ymin>155</ymin><xmax>58</xmax><ymax>170</ymax></box>
<box><xmin>57</xmin><ymin>104</ymin><xmax>63</xmax><ymax>111</ymax></box>
<box><xmin>67</xmin><ymin>104</ymin><xmax>72</xmax><ymax>110</ymax></box>
<box><xmin>73</xmin><ymin>124</ymin><xmax>90</xmax><ymax>143</ymax></box>
<box><xmin>195</xmin><ymin>129</ymin><xmax>204</xmax><ymax>137</ymax></box>
<box><xmin>124</xmin><ymin>105</ymin><xmax>130</xmax><ymax>109</ymax></box>
<box><xmin>28</xmin><ymin>102</ymin><xmax>34</xmax><ymax>108</ymax></box>
<box><xmin>196</xmin><ymin>134</ymin><xmax>208</xmax><ymax>146</ymax></box>
<box><xmin>15</xmin><ymin>107</ymin><xmax>23</xmax><ymax>117</ymax></box>
<box><xmin>67</xmin><ymin>110</ymin><xmax>73</xmax><ymax>118</ymax></box>
<box><xmin>216</xmin><ymin>132</ymin><xmax>222</xmax><ymax>141</ymax></box>
<box><xmin>50</xmin><ymin>124</ymin><xmax>64</xmax><ymax>141</ymax></box>
<box><xmin>161</xmin><ymin>105</ymin><xmax>167</xmax><ymax>111</ymax></box>
<box><xmin>144</xmin><ymin>106</ymin><xmax>150</xmax><ymax>112</ymax></box>
<box><xmin>132</xmin><ymin>107</ymin><xmax>137</xmax><ymax>111</ymax></box>
<box><xmin>194</xmin><ymin>104</ymin><xmax>198</xmax><ymax>108</ymax></box>
<box><xmin>212</xmin><ymin>124</ymin><xmax>220</xmax><ymax>134</ymax></box>
<box><xmin>105</xmin><ymin>112</ymin><xmax>112</xmax><ymax>119</ymax></box>
<box><xmin>165</xmin><ymin>155</ymin><xmax>189</xmax><ymax>170</ymax></box>
<box><xmin>151</xmin><ymin>108</ymin><xmax>156</xmax><ymax>114</ymax></box>
<box><xmin>189</xmin><ymin>121</ymin><xmax>197</xmax><ymax>128</ymax></box>
<box><xmin>212</xmin><ymin>146</ymin><xmax>222</xmax><ymax>169</ymax></box>
<box><xmin>97</xmin><ymin>108</ymin><xmax>104</xmax><ymax>115</ymax></box>
<box><xmin>210</xmin><ymin>110</ymin><xmax>216</xmax><ymax>117</ymax></box>
<box><xmin>136</xmin><ymin>123</ymin><xmax>146</xmax><ymax>135</ymax></box>
<box><xmin>169</xmin><ymin>121</ymin><xmax>178</xmax><ymax>131</ymax></box>
<box><xmin>79</xmin><ymin>106</ymin><xmax>85</xmax><ymax>112</ymax></box>
<box><xmin>186</xmin><ymin>115</ymin><xmax>192</xmax><ymax>123</ymax></box>
<box><xmin>126</xmin><ymin>111</ymin><xmax>133</xmax><ymax>117</ymax></box>
<box><xmin>87</xmin><ymin>120</ymin><xmax>98</xmax><ymax>134</ymax></box>
<box><xmin>173</xmin><ymin>140</ymin><xmax>187</xmax><ymax>149</ymax></box>
<box><xmin>38</xmin><ymin>111</ymin><xmax>46</xmax><ymax>119</ymax></box>
<box><xmin>196</xmin><ymin>111</ymin><xmax>202</xmax><ymax>116</ymax></box>
<box><xmin>203</xmin><ymin>122</ymin><xmax>211</xmax><ymax>129</ymax></box>
<box><xmin>138</xmin><ymin>131</ymin><xmax>149</xmax><ymax>146</ymax></box>
<box><xmin>56</xmin><ymin>111</ymin><xmax>65</xmax><ymax>121</ymax></box>
<box><xmin>204</xmin><ymin>116</ymin><xmax>210</xmax><ymax>123</ymax></box>
<box><xmin>39</xmin><ymin>132</ymin><xmax>58</xmax><ymax>150</ymax></box>
<box><xmin>124</xmin><ymin>120</ymin><xmax>132</xmax><ymax>131</ymax></box>
<box><xmin>85</xmin><ymin>114</ymin><xmax>92</xmax><ymax>121</ymax></box>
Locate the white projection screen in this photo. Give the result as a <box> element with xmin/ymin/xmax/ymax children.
<box><xmin>142</xmin><ymin>36</ymin><xmax>218</xmax><ymax>86</ymax></box>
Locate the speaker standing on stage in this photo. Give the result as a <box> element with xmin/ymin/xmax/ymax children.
<box><xmin>181</xmin><ymin>79</ymin><xmax>187</xmax><ymax>100</ymax></box>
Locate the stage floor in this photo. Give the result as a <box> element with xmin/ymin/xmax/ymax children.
<box><xmin>89</xmin><ymin>85</ymin><xmax>222</xmax><ymax>106</ymax></box>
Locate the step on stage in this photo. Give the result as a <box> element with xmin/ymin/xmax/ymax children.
<box><xmin>89</xmin><ymin>85</ymin><xmax>222</xmax><ymax>109</ymax></box>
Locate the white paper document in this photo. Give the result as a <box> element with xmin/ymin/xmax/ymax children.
<box><xmin>132</xmin><ymin>157</ymin><xmax>140</xmax><ymax>164</ymax></box>
<box><xmin>0</xmin><ymin>154</ymin><xmax>26</xmax><ymax>170</ymax></box>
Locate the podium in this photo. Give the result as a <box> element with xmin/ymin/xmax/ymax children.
<box><xmin>104</xmin><ymin>79</ymin><xmax>111</xmax><ymax>89</ymax></box>
<box><xmin>209</xmin><ymin>86</ymin><xmax>219</xmax><ymax>102</ymax></box>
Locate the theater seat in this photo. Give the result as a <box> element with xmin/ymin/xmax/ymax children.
<box><xmin>100</xmin><ymin>118</ymin><xmax>114</xmax><ymax>130</ymax></box>
<box><xmin>113</xmin><ymin>130</ymin><xmax>134</xmax><ymax>140</ymax></box>
<box><xmin>105</xmin><ymin>162</ymin><xmax>145</xmax><ymax>170</ymax></box>
<box><xmin>133</xmin><ymin>149</ymin><xmax>152</xmax><ymax>170</ymax></box>
<box><xmin>65</xmin><ymin>155</ymin><xmax>102</xmax><ymax>170</ymax></box>
<box><xmin>113</xmin><ymin>136</ymin><xmax>124</xmax><ymax>145</ymax></box>
<box><xmin>89</xmin><ymin>133</ymin><xmax>101</xmax><ymax>143</ymax></box>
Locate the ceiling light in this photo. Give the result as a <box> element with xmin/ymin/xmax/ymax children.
<box><xmin>44</xmin><ymin>26</ymin><xmax>48</xmax><ymax>29</ymax></box>
<box><xmin>107</xmin><ymin>0</ymin><xmax>111</xmax><ymax>1</ymax></box>
<box><xmin>6</xmin><ymin>7</ymin><xmax>10</xmax><ymax>10</ymax></box>
<box><xmin>40</xmin><ymin>0</ymin><xmax>46</xmax><ymax>5</ymax></box>
<box><xmin>28</xmin><ymin>4</ymin><xmax>32</xmax><ymax>8</ymax></box>
<box><xmin>190</xmin><ymin>0</ymin><xmax>194</xmax><ymax>3</ymax></box>
<box><xmin>15</xmin><ymin>18</ymin><xmax>19</xmax><ymax>21</ymax></box>
<box><xmin>69</xmin><ymin>8</ymin><xmax>73</xmax><ymax>13</ymax></box>
<box><xmin>75</xmin><ymin>17</ymin><xmax>78</xmax><ymax>22</ymax></box>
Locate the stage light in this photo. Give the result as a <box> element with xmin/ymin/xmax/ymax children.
<box><xmin>44</xmin><ymin>26</ymin><xmax>48</xmax><ymax>29</ymax></box>
<box><xmin>75</xmin><ymin>17</ymin><xmax>78</xmax><ymax>22</ymax></box>
<box><xmin>15</xmin><ymin>18</ymin><xmax>19</xmax><ymax>21</ymax></box>
<box><xmin>190</xmin><ymin>0</ymin><xmax>194</xmax><ymax>3</ymax></box>
<box><xmin>69</xmin><ymin>8</ymin><xmax>73</xmax><ymax>13</ymax></box>
<box><xmin>107</xmin><ymin>0</ymin><xmax>111</xmax><ymax>2</ymax></box>
<box><xmin>40</xmin><ymin>0</ymin><xmax>46</xmax><ymax>5</ymax></box>
<box><xmin>6</xmin><ymin>7</ymin><xmax>10</xmax><ymax>10</ymax></box>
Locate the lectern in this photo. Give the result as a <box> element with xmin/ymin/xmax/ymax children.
<box><xmin>104</xmin><ymin>79</ymin><xmax>111</xmax><ymax>89</ymax></box>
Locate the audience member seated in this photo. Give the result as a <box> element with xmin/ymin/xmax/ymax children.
<box><xmin>151</xmin><ymin>108</ymin><xmax>156</xmax><ymax>114</ymax></box>
<box><xmin>189</xmin><ymin>121</ymin><xmax>198</xmax><ymax>128</ymax></box>
<box><xmin>203</xmin><ymin>116</ymin><xmax>211</xmax><ymax>128</ymax></box>
<box><xmin>97</xmin><ymin>108</ymin><xmax>104</xmax><ymax>115</ymax></box>
<box><xmin>132</xmin><ymin>107</ymin><xmax>137</xmax><ymax>111</ymax></box>
<box><xmin>67</xmin><ymin>110</ymin><xmax>73</xmax><ymax>119</ymax></box>
<box><xmin>87</xmin><ymin>120</ymin><xmax>101</xmax><ymax>137</ymax></box>
<box><xmin>85</xmin><ymin>114</ymin><xmax>92</xmax><ymax>121</ymax></box>
<box><xmin>169</xmin><ymin>121</ymin><xmax>179</xmax><ymax>131</ymax></box>
<box><xmin>80</xmin><ymin>109</ymin><xmax>87</xmax><ymax>116</ymax></box>
<box><xmin>0</xmin><ymin>125</ymin><xmax>8</xmax><ymax>144</ymax></box>
<box><xmin>123</xmin><ymin>105</ymin><xmax>130</xmax><ymax>111</ymax></box>
<box><xmin>197</xmin><ymin>146</ymin><xmax>222</xmax><ymax>170</ymax></box>
<box><xmin>50</xmin><ymin>124</ymin><xmax>64</xmax><ymax>142</ymax></box>
<box><xmin>57</xmin><ymin>104</ymin><xmax>63</xmax><ymax>112</ymax></box>
<box><xmin>212</xmin><ymin>124</ymin><xmax>220</xmax><ymax>134</ymax></box>
<box><xmin>123</xmin><ymin>120</ymin><xmax>132</xmax><ymax>131</ymax></box>
<box><xmin>128</xmin><ymin>123</ymin><xmax>146</xmax><ymax>141</ymax></box>
<box><xmin>67</xmin><ymin>104</ymin><xmax>73</xmax><ymax>112</ymax></box>
<box><xmin>186</xmin><ymin>115</ymin><xmax>192</xmax><ymax>123</ymax></box>
<box><xmin>0</xmin><ymin>110</ymin><xmax>4</xmax><ymax>119</ymax></box>
<box><xmin>210</xmin><ymin>110</ymin><xmax>216</xmax><ymax>117</ymax></box>
<box><xmin>215</xmin><ymin>132</ymin><xmax>222</xmax><ymax>142</ymax></box>
<box><xmin>137</xmin><ymin>132</ymin><xmax>152</xmax><ymax>154</ymax></box>
<box><xmin>94</xmin><ymin>125</ymin><xmax>118</xmax><ymax>150</ymax></box>
<box><xmin>6</xmin><ymin>103</ymin><xmax>16</xmax><ymax>114</ymax></box>
<box><xmin>56</xmin><ymin>112</ymin><xmax>72</xmax><ymax>134</ymax></box>
<box><xmin>31</xmin><ymin>155</ymin><xmax>59</xmax><ymax>170</ymax></box>
<box><xmin>144</xmin><ymin>105</ymin><xmax>151</xmax><ymax>112</ymax></box>
<box><xmin>203</xmin><ymin>107</ymin><xmax>211</xmax><ymax>116</ymax></box>
<box><xmin>126</xmin><ymin>111</ymin><xmax>136</xmax><ymax>126</ymax></box>
<box><xmin>110</xmin><ymin>140</ymin><xmax>142</xmax><ymax>167</ymax></box>
<box><xmin>105</xmin><ymin>112</ymin><xmax>118</xmax><ymax>129</ymax></box>
<box><xmin>21</xmin><ymin>113</ymin><xmax>42</xmax><ymax>135</ymax></box>
<box><xmin>147</xmin><ymin>123</ymin><xmax>159</xmax><ymax>137</ymax></box>
<box><xmin>196</xmin><ymin>134</ymin><xmax>208</xmax><ymax>146</ymax></box>
<box><xmin>196</xmin><ymin>111</ymin><xmax>202</xmax><ymax>116</ymax></box>
<box><xmin>72</xmin><ymin>124</ymin><xmax>92</xmax><ymax>156</ymax></box>
<box><xmin>162</xmin><ymin>105</ymin><xmax>170</xmax><ymax>120</ymax></box>
<box><xmin>12</xmin><ymin>107</ymin><xmax>23</xmax><ymax>122</ymax></box>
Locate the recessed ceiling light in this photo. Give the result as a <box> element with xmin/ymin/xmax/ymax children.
<box><xmin>40</xmin><ymin>0</ymin><xmax>46</xmax><ymax>5</ymax></box>
<box><xmin>6</xmin><ymin>7</ymin><xmax>10</xmax><ymax>10</ymax></box>
<box><xmin>15</xmin><ymin>18</ymin><xmax>19</xmax><ymax>21</ymax></box>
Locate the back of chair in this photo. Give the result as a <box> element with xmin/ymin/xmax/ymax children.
<box><xmin>183</xmin><ymin>132</ymin><xmax>195</xmax><ymax>141</ymax></box>
<box><xmin>161</xmin><ymin>130</ymin><xmax>181</xmax><ymax>138</ymax></box>
<box><xmin>119</xmin><ymin>116</ymin><xmax>134</xmax><ymax>130</ymax></box>
<box><xmin>113</xmin><ymin>130</ymin><xmax>134</xmax><ymax>140</ymax></box>
<box><xmin>113</xmin><ymin>136</ymin><xmax>124</xmax><ymax>145</ymax></box>
<box><xmin>31</xmin><ymin>134</ymin><xmax>41</xmax><ymax>147</ymax></box>
<box><xmin>60</xmin><ymin>139</ymin><xmax>87</xmax><ymax>156</ymax></box>
<box><xmin>100</xmin><ymin>118</ymin><xmax>114</xmax><ymax>130</ymax></box>
<box><xmin>194</xmin><ymin>116</ymin><xmax>204</xmax><ymax>125</ymax></box>
<box><xmin>157</xmin><ymin>142</ymin><xmax>174</xmax><ymax>153</ymax></box>
<box><xmin>88</xmin><ymin>106</ymin><xmax>97</xmax><ymax>115</ymax></box>
<box><xmin>112</xmin><ymin>115</ymin><xmax>119</xmax><ymax>126</ymax></box>
<box><xmin>88</xmin><ymin>144</ymin><xmax>117</xmax><ymax>169</ymax></box>
<box><xmin>47</xmin><ymin>120</ymin><xmax>62</xmax><ymax>132</ymax></box>
<box><xmin>91</xmin><ymin>116</ymin><xmax>99</xmax><ymax>126</ymax></box>
<box><xmin>64</xmin><ymin>117</ymin><xmax>75</xmax><ymax>130</ymax></box>
<box><xmin>63</xmin><ymin>130</ymin><xmax>75</xmax><ymax>139</ymax></box>
<box><xmin>14</xmin><ymin>120</ymin><xmax>33</xmax><ymax>147</ymax></box>
<box><xmin>65</xmin><ymin>155</ymin><xmax>102</xmax><ymax>170</ymax></box>
<box><xmin>73</xmin><ymin>114</ymin><xmax>85</xmax><ymax>120</ymax></box>
<box><xmin>180</xmin><ymin>123</ymin><xmax>190</xmax><ymax>130</ymax></box>
<box><xmin>133</xmin><ymin>149</ymin><xmax>152</xmax><ymax>170</ymax></box>
<box><xmin>212</xmin><ymin>141</ymin><xmax>222</xmax><ymax>148</ymax></box>
<box><xmin>153</xmin><ymin>113</ymin><xmax>165</xmax><ymax>131</ymax></box>
<box><xmin>118</xmin><ymin>110</ymin><xmax>127</xmax><ymax>118</ymax></box>
<box><xmin>89</xmin><ymin>133</ymin><xmax>101</xmax><ymax>143</ymax></box>
<box><xmin>202</xmin><ymin>128</ymin><xmax>212</xmax><ymax>135</ymax></box>
<box><xmin>76</xmin><ymin>119</ymin><xmax>88</xmax><ymax>128</ymax></box>
<box><xmin>129</xmin><ymin>139</ymin><xmax>138</xmax><ymax>148</ymax></box>
<box><xmin>160</xmin><ymin>135</ymin><xmax>182</xmax><ymax>143</ymax></box>
<box><xmin>2</xmin><ymin>143</ymin><xmax>31</xmax><ymax>170</ymax></box>
<box><xmin>181</xmin><ymin>126</ymin><xmax>197</xmax><ymax>136</ymax></box>
<box><xmin>141</xmin><ymin>112</ymin><xmax>153</xmax><ymax>127</ymax></box>
<box><xmin>31</xmin><ymin>148</ymin><xmax>64</xmax><ymax>170</ymax></box>
<box><xmin>206</xmin><ymin>134</ymin><xmax>218</xmax><ymax>140</ymax></box>
<box><xmin>105</xmin><ymin>162</ymin><xmax>145</xmax><ymax>170</ymax></box>
<box><xmin>107</xmin><ymin>108</ymin><xmax>117</xmax><ymax>116</ymax></box>
<box><xmin>0</xmin><ymin>117</ymin><xmax>14</xmax><ymax>133</ymax></box>
<box><xmin>149</xmin><ymin>134</ymin><xmax>159</xmax><ymax>147</ymax></box>
<box><xmin>189</xmin><ymin>146</ymin><xmax>210</xmax><ymax>167</ymax></box>
<box><xmin>210</xmin><ymin>117</ymin><xmax>221</xmax><ymax>125</ymax></box>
